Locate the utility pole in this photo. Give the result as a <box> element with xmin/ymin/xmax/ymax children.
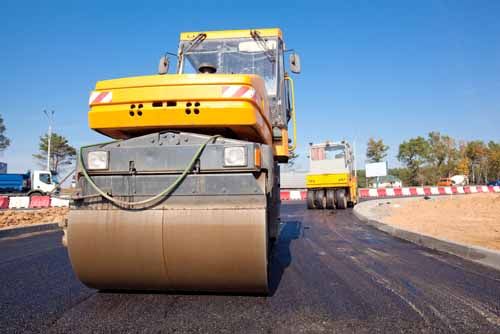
<box><xmin>43</xmin><ymin>110</ymin><xmax>55</xmax><ymax>172</ymax></box>
<box><xmin>353</xmin><ymin>140</ymin><xmax>357</xmax><ymax>179</ymax></box>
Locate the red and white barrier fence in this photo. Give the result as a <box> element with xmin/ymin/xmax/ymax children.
<box><xmin>6</xmin><ymin>187</ymin><xmax>497</xmax><ymax>207</ymax></box>
<box><xmin>0</xmin><ymin>196</ymin><xmax>70</xmax><ymax>209</ymax></box>
<box><xmin>280</xmin><ymin>190</ymin><xmax>307</xmax><ymax>201</ymax></box>
<box><xmin>0</xmin><ymin>196</ymin><xmax>10</xmax><ymax>209</ymax></box>
<box><xmin>358</xmin><ymin>185</ymin><xmax>500</xmax><ymax>199</ymax></box>
<box><xmin>280</xmin><ymin>186</ymin><xmax>500</xmax><ymax>201</ymax></box>
<box><xmin>29</xmin><ymin>196</ymin><xmax>51</xmax><ymax>208</ymax></box>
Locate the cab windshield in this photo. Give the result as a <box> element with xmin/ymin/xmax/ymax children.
<box><xmin>310</xmin><ymin>146</ymin><xmax>346</xmax><ymax>161</ymax></box>
<box><xmin>180</xmin><ymin>38</ymin><xmax>278</xmax><ymax>95</ymax></box>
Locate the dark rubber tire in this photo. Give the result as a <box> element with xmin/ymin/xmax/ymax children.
<box><xmin>326</xmin><ymin>189</ymin><xmax>335</xmax><ymax>209</ymax></box>
<box><xmin>315</xmin><ymin>189</ymin><xmax>326</xmax><ymax>209</ymax></box>
<box><xmin>306</xmin><ymin>190</ymin><xmax>316</xmax><ymax>209</ymax></box>
<box><xmin>335</xmin><ymin>189</ymin><xmax>347</xmax><ymax>210</ymax></box>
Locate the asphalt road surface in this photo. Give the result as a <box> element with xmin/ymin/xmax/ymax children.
<box><xmin>1</xmin><ymin>202</ymin><xmax>500</xmax><ymax>333</ymax></box>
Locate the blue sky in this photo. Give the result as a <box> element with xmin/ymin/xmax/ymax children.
<box><xmin>1</xmin><ymin>0</ymin><xmax>499</xmax><ymax>172</ymax></box>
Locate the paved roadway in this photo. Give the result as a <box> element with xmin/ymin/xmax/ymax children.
<box><xmin>1</xmin><ymin>202</ymin><xmax>500</xmax><ymax>333</ymax></box>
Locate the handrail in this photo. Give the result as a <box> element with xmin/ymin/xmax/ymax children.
<box><xmin>285</xmin><ymin>75</ymin><xmax>297</xmax><ymax>151</ymax></box>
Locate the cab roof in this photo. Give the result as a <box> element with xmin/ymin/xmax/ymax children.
<box><xmin>180</xmin><ymin>28</ymin><xmax>283</xmax><ymax>41</ymax></box>
<box><xmin>310</xmin><ymin>141</ymin><xmax>350</xmax><ymax>149</ymax></box>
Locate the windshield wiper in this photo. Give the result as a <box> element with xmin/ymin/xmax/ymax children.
<box><xmin>184</xmin><ymin>33</ymin><xmax>207</xmax><ymax>54</ymax></box>
<box><xmin>178</xmin><ymin>33</ymin><xmax>207</xmax><ymax>73</ymax></box>
<box><xmin>250</xmin><ymin>30</ymin><xmax>275</xmax><ymax>63</ymax></box>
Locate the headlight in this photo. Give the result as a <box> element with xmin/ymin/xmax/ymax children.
<box><xmin>224</xmin><ymin>146</ymin><xmax>247</xmax><ymax>167</ymax></box>
<box><xmin>87</xmin><ymin>151</ymin><xmax>109</xmax><ymax>170</ymax></box>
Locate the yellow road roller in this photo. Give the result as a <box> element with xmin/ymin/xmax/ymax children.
<box><xmin>64</xmin><ymin>28</ymin><xmax>300</xmax><ymax>294</ymax></box>
<box><xmin>306</xmin><ymin>141</ymin><xmax>357</xmax><ymax>210</ymax></box>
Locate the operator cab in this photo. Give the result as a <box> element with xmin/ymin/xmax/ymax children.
<box><xmin>179</xmin><ymin>31</ymin><xmax>281</xmax><ymax>96</ymax></box>
<box><xmin>309</xmin><ymin>141</ymin><xmax>354</xmax><ymax>175</ymax></box>
<box><xmin>176</xmin><ymin>29</ymin><xmax>300</xmax><ymax>161</ymax></box>
<box><xmin>88</xmin><ymin>29</ymin><xmax>300</xmax><ymax>162</ymax></box>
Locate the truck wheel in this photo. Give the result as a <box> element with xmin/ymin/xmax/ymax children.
<box><xmin>335</xmin><ymin>189</ymin><xmax>347</xmax><ymax>209</ymax></box>
<box><xmin>326</xmin><ymin>189</ymin><xmax>335</xmax><ymax>209</ymax></box>
<box><xmin>314</xmin><ymin>189</ymin><xmax>326</xmax><ymax>209</ymax></box>
<box><xmin>306</xmin><ymin>190</ymin><xmax>316</xmax><ymax>209</ymax></box>
<box><xmin>29</xmin><ymin>191</ymin><xmax>43</xmax><ymax>197</ymax></box>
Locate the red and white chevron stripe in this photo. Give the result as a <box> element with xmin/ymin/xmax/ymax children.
<box><xmin>89</xmin><ymin>91</ymin><xmax>112</xmax><ymax>105</ymax></box>
<box><xmin>222</xmin><ymin>85</ymin><xmax>255</xmax><ymax>98</ymax></box>
<box><xmin>221</xmin><ymin>85</ymin><xmax>261</xmax><ymax>105</ymax></box>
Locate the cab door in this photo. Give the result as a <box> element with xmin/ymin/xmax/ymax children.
<box><xmin>34</xmin><ymin>171</ymin><xmax>55</xmax><ymax>193</ymax></box>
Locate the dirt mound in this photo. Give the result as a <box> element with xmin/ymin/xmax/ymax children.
<box><xmin>385</xmin><ymin>193</ymin><xmax>500</xmax><ymax>251</ymax></box>
<box><xmin>0</xmin><ymin>208</ymin><xmax>69</xmax><ymax>229</ymax></box>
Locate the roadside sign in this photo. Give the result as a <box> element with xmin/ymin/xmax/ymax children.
<box><xmin>365</xmin><ymin>161</ymin><xmax>388</xmax><ymax>178</ymax></box>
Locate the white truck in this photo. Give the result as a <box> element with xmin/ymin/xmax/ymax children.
<box><xmin>0</xmin><ymin>170</ymin><xmax>59</xmax><ymax>195</ymax></box>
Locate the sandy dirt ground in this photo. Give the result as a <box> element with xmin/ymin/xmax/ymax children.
<box><xmin>0</xmin><ymin>208</ymin><xmax>68</xmax><ymax>229</ymax></box>
<box><xmin>381</xmin><ymin>193</ymin><xmax>500</xmax><ymax>251</ymax></box>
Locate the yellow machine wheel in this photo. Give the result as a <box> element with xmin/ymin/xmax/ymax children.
<box><xmin>335</xmin><ymin>189</ymin><xmax>347</xmax><ymax>209</ymax></box>
<box><xmin>306</xmin><ymin>190</ymin><xmax>315</xmax><ymax>209</ymax></box>
<box><xmin>326</xmin><ymin>189</ymin><xmax>335</xmax><ymax>209</ymax></box>
<box><xmin>314</xmin><ymin>189</ymin><xmax>326</xmax><ymax>209</ymax></box>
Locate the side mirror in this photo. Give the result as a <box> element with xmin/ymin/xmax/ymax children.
<box><xmin>158</xmin><ymin>55</ymin><xmax>169</xmax><ymax>75</ymax></box>
<box><xmin>289</xmin><ymin>53</ymin><xmax>301</xmax><ymax>74</ymax></box>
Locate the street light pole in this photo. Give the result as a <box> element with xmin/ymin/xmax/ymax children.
<box><xmin>43</xmin><ymin>110</ymin><xmax>54</xmax><ymax>172</ymax></box>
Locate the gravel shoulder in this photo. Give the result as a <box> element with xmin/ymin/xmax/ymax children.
<box><xmin>358</xmin><ymin>193</ymin><xmax>500</xmax><ymax>251</ymax></box>
<box><xmin>0</xmin><ymin>208</ymin><xmax>68</xmax><ymax>229</ymax></box>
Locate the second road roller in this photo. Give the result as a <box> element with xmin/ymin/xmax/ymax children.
<box><xmin>64</xmin><ymin>28</ymin><xmax>300</xmax><ymax>293</ymax></box>
<box><xmin>306</xmin><ymin>140</ymin><xmax>358</xmax><ymax>209</ymax></box>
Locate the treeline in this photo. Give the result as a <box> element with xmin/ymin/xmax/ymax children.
<box><xmin>364</xmin><ymin>132</ymin><xmax>500</xmax><ymax>186</ymax></box>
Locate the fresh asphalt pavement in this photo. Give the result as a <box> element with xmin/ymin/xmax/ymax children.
<box><xmin>1</xmin><ymin>202</ymin><xmax>500</xmax><ymax>333</ymax></box>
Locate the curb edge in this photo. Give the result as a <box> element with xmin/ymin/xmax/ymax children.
<box><xmin>0</xmin><ymin>223</ymin><xmax>60</xmax><ymax>239</ymax></box>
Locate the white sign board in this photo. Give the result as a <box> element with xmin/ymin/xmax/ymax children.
<box><xmin>365</xmin><ymin>161</ymin><xmax>388</xmax><ymax>178</ymax></box>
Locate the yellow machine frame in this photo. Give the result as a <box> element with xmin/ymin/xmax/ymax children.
<box><xmin>180</xmin><ymin>28</ymin><xmax>283</xmax><ymax>41</ymax></box>
<box><xmin>87</xmin><ymin>28</ymin><xmax>296</xmax><ymax>162</ymax></box>
<box><xmin>306</xmin><ymin>141</ymin><xmax>358</xmax><ymax>209</ymax></box>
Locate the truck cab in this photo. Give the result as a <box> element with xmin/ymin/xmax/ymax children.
<box><xmin>0</xmin><ymin>170</ymin><xmax>58</xmax><ymax>195</ymax></box>
<box><xmin>31</xmin><ymin>170</ymin><xmax>58</xmax><ymax>195</ymax></box>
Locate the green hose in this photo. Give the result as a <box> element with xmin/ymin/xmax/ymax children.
<box><xmin>78</xmin><ymin>135</ymin><xmax>220</xmax><ymax>207</ymax></box>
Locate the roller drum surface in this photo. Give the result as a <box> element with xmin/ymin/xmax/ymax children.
<box><xmin>67</xmin><ymin>202</ymin><xmax>268</xmax><ymax>293</ymax></box>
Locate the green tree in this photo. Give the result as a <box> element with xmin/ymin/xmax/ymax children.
<box><xmin>366</xmin><ymin>138</ymin><xmax>389</xmax><ymax>162</ymax></box>
<box><xmin>33</xmin><ymin>133</ymin><xmax>76</xmax><ymax>175</ymax></box>
<box><xmin>356</xmin><ymin>169</ymin><xmax>366</xmax><ymax>188</ymax></box>
<box><xmin>487</xmin><ymin>141</ymin><xmax>500</xmax><ymax>181</ymax></box>
<box><xmin>465</xmin><ymin>141</ymin><xmax>488</xmax><ymax>183</ymax></box>
<box><xmin>397</xmin><ymin>136</ymin><xmax>430</xmax><ymax>186</ymax></box>
<box><xmin>426</xmin><ymin>132</ymin><xmax>457</xmax><ymax>183</ymax></box>
<box><xmin>455</xmin><ymin>156</ymin><xmax>470</xmax><ymax>176</ymax></box>
<box><xmin>0</xmin><ymin>113</ymin><xmax>10</xmax><ymax>152</ymax></box>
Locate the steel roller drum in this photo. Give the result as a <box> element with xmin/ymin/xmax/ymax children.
<box><xmin>67</xmin><ymin>199</ymin><xmax>269</xmax><ymax>293</ymax></box>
